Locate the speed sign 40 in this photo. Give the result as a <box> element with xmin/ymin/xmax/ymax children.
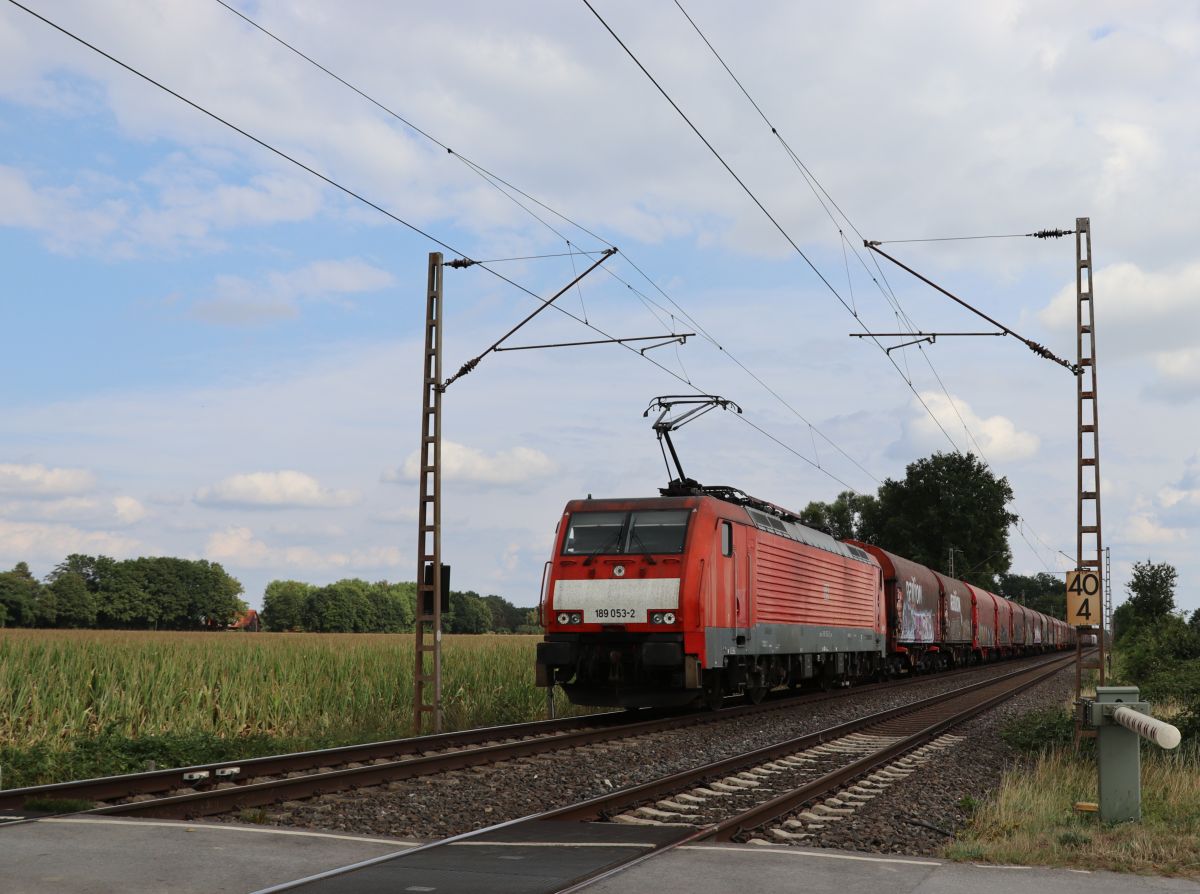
<box><xmin>1066</xmin><ymin>569</ymin><xmax>1102</xmax><ymax>627</ymax></box>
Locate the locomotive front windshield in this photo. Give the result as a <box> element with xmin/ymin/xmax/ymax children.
<box><xmin>562</xmin><ymin>509</ymin><xmax>690</xmax><ymax>556</ymax></box>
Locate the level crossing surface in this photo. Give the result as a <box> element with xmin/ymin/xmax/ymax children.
<box><xmin>0</xmin><ymin>816</ymin><xmax>1195</xmax><ymax>894</ymax></box>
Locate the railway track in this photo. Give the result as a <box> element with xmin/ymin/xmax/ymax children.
<box><xmin>250</xmin><ymin>650</ymin><xmax>1077</xmax><ymax>894</ymax></box>
<box><xmin>1</xmin><ymin>653</ymin><xmax>1064</xmax><ymax>820</ymax></box>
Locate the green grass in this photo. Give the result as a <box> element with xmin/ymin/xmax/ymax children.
<box><xmin>947</xmin><ymin>706</ymin><xmax>1200</xmax><ymax>877</ymax></box>
<box><xmin>1</xmin><ymin>629</ymin><xmax>581</xmax><ymax>788</ymax></box>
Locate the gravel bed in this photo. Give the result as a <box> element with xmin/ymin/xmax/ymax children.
<box><xmin>209</xmin><ymin>656</ymin><xmax>1071</xmax><ymax>850</ymax></box>
<box><xmin>798</xmin><ymin>667</ymin><xmax>1074</xmax><ymax>856</ymax></box>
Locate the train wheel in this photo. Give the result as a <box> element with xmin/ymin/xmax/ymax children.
<box><xmin>745</xmin><ymin>685</ymin><xmax>768</xmax><ymax>705</ymax></box>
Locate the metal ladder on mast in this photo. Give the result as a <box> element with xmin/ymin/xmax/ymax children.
<box><xmin>415</xmin><ymin>252</ymin><xmax>444</xmax><ymax>734</ymax></box>
<box><xmin>1075</xmin><ymin>218</ymin><xmax>1106</xmax><ymax>728</ymax></box>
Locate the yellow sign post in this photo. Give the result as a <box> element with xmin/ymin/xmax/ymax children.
<box><xmin>1066</xmin><ymin>569</ymin><xmax>1102</xmax><ymax>627</ymax></box>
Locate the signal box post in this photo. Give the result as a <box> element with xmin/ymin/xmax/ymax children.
<box><xmin>1078</xmin><ymin>686</ymin><xmax>1181</xmax><ymax>822</ymax></box>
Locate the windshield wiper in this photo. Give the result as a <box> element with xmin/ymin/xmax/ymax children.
<box><xmin>627</xmin><ymin>529</ymin><xmax>658</xmax><ymax>564</ymax></box>
<box><xmin>582</xmin><ymin>529</ymin><xmax>624</xmax><ymax>565</ymax></box>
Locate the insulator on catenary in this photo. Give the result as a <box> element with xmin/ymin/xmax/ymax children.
<box><xmin>440</xmin><ymin>357</ymin><xmax>481</xmax><ymax>390</ymax></box>
<box><xmin>1030</xmin><ymin>228</ymin><xmax>1074</xmax><ymax>239</ymax></box>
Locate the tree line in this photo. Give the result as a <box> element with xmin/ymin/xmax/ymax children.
<box><xmin>260</xmin><ymin>579</ymin><xmax>538</xmax><ymax>634</ymax></box>
<box><xmin>1109</xmin><ymin>559</ymin><xmax>1200</xmax><ymax>739</ymax></box>
<box><xmin>799</xmin><ymin>451</ymin><xmax>1037</xmax><ymax>598</ymax></box>
<box><xmin>0</xmin><ymin>553</ymin><xmax>537</xmax><ymax>634</ymax></box>
<box><xmin>0</xmin><ymin>555</ymin><xmax>245</xmax><ymax>630</ymax></box>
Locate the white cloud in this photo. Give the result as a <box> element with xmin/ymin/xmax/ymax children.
<box><xmin>0</xmin><ymin>463</ymin><xmax>95</xmax><ymax>498</ymax></box>
<box><xmin>195</xmin><ymin>471</ymin><xmax>359</xmax><ymax>509</ymax></box>
<box><xmin>389</xmin><ymin>441</ymin><xmax>557</xmax><ymax>486</ymax></box>
<box><xmin>370</xmin><ymin>507</ymin><xmax>419</xmax><ymax>526</ymax></box>
<box><xmin>1123</xmin><ymin>514</ymin><xmax>1186</xmax><ymax>545</ymax></box>
<box><xmin>190</xmin><ymin>258</ymin><xmax>394</xmax><ymax>324</ymax></box>
<box><xmin>1096</xmin><ymin>121</ymin><xmax>1161</xmax><ymax>207</ymax></box>
<box><xmin>1040</xmin><ymin>262</ymin><xmax>1200</xmax><ymax>402</ymax></box>
<box><xmin>0</xmin><ymin>493</ymin><xmax>148</xmax><ymax>532</ymax></box>
<box><xmin>903</xmin><ymin>393</ymin><xmax>1039</xmax><ymax>462</ymax></box>
<box><xmin>0</xmin><ymin>519</ymin><xmax>140</xmax><ymax>562</ymax></box>
<box><xmin>1146</xmin><ymin>348</ymin><xmax>1200</xmax><ymax>404</ymax></box>
<box><xmin>113</xmin><ymin>496</ymin><xmax>148</xmax><ymax>525</ymax></box>
<box><xmin>0</xmin><ymin>498</ymin><xmax>99</xmax><ymax>525</ymax></box>
<box><xmin>205</xmin><ymin>525</ymin><xmax>401</xmax><ymax>571</ymax></box>
<box><xmin>1153</xmin><ymin>454</ymin><xmax>1200</xmax><ymax>529</ymax></box>
<box><xmin>0</xmin><ymin>162</ymin><xmax>322</xmax><ymax>258</ymax></box>
<box><xmin>7</xmin><ymin>2</ymin><xmax>1200</xmax><ymax>617</ymax></box>
<box><xmin>1112</xmin><ymin>456</ymin><xmax>1200</xmax><ymax>545</ymax></box>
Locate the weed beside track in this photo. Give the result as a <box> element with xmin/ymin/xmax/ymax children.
<box><xmin>0</xmin><ymin>630</ymin><xmax>582</xmax><ymax>788</ymax></box>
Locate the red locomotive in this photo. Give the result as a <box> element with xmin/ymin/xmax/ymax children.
<box><xmin>535</xmin><ymin>397</ymin><xmax>1075</xmax><ymax>708</ymax></box>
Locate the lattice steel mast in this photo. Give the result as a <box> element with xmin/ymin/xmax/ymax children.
<box><xmin>415</xmin><ymin>253</ymin><xmax>445</xmax><ymax>734</ymax></box>
<box><xmin>1075</xmin><ymin>217</ymin><xmax>1106</xmax><ymax>725</ymax></box>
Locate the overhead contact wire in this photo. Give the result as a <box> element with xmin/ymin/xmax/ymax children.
<box><xmin>210</xmin><ymin>0</ymin><xmax>879</xmax><ymax>484</ymax></box>
<box><xmin>0</xmin><ymin>3</ymin><xmax>675</xmax><ymax>394</ymax></box>
<box><xmin>669</xmin><ymin>0</ymin><xmax>1071</xmax><ymax>566</ymax></box>
<box><xmin>583</xmin><ymin>0</ymin><xmax>962</xmax><ymax>455</ymax></box>
<box><xmin>671</xmin><ymin>0</ymin><xmax>1014</xmax><ymax>479</ymax></box>
<box><xmin>8</xmin><ymin>0</ymin><xmax>860</xmax><ymax>491</ymax></box>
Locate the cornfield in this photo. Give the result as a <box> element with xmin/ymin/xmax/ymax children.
<box><xmin>0</xmin><ymin>629</ymin><xmax>556</xmax><ymax>753</ymax></box>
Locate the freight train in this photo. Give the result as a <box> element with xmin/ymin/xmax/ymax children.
<box><xmin>535</xmin><ymin>484</ymin><xmax>1075</xmax><ymax>709</ymax></box>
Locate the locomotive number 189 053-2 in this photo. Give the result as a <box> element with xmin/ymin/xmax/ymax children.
<box><xmin>588</xmin><ymin>607</ymin><xmax>641</xmax><ymax>622</ymax></box>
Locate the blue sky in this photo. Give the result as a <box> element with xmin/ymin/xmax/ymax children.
<box><xmin>2</xmin><ymin>1</ymin><xmax>1199</xmax><ymax>616</ymax></box>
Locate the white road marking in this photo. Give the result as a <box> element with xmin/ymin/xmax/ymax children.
<box><xmin>971</xmin><ymin>864</ymin><xmax>1033</xmax><ymax>870</ymax></box>
<box><xmin>42</xmin><ymin>817</ymin><xmax>417</xmax><ymax>847</ymax></box>
<box><xmin>449</xmin><ymin>841</ymin><xmax>656</xmax><ymax>849</ymax></box>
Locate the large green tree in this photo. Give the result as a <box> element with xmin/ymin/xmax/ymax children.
<box><xmin>997</xmin><ymin>572</ymin><xmax>1066</xmax><ymax>619</ymax></box>
<box><xmin>366</xmin><ymin>581</ymin><xmax>415</xmax><ymax>632</ymax></box>
<box><xmin>447</xmin><ymin>590</ymin><xmax>492</xmax><ymax>633</ymax></box>
<box><xmin>1113</xmin><ymin>559</ymin><xmax>1178</xmax><ymax>641</ymax></box>
<box><xmin>799</xmin><ymin>490</ymin><xmax>876</xmax><ymax>541</ymax></box>
<box><xmin>52</xmin><ymin>554</ymin><xmax>101</xmax><ymax>587</ymax></box>
<box><xmin>49</xmin><ymin>572</ymin><xmax>97</xmax><ymax>628</ymax></box>
<box><xmin>262</xmin><ymin>580</ymin><xmax>315</xmax><ymax>631</ymax></box>
<box><xmin>304</xmin><ymin>579</ymin><xmax>372</xmax><ymax>632</ymax></box>
<box><xmin>0</xmin><ymin>562</ymin><xmax>40</xmax><ymax>627</ymax></box>
<box><xmin>483</xmin><ymin>593</ymin><xmax>527</xmax><ymax>632</ymax></box>
<box><xmin>852</xmin><ymin>452</ymin><xmax>1016</xmax><ymax>584</ymax></box>
<box><xmin>1125</xmin><ymin>559</ymin><xmax>1177</xmax><ymax>619</ymax></box>
<box><xmin>48</xmin><ymin>554</ymin><xmax>245</xmax><ymax>630</ymax></box>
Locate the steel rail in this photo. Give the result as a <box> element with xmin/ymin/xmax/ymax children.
<box><xmin>704</xmin><ymin>651</ymin><xmax>1076</xmax><ymax>840</ymax></box>
<box><xmin>538</xmin><ymin>652</ymin><xmax>1075</xmax><ymax>824</ymax></box>
<box><xmin>0</xmin><ymin>709</ymin><xmax>622</xmax><ymax>810</ymax></box>
<box><xmin>87</xmin><ymin>660</ymin><xmax>1002</xmax><ymax>819</ymax></box>
<box><xmin>247</xmin><ymin>651</ymin><xmax>1079</xmax><ymax>894</ymax></box>
<box><xmin>2</xmin><ymin>653</ymin><xmax>1067</xmax><ymax>817</ymax></box>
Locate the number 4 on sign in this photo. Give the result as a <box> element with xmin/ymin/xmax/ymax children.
<box><xmin>1066</xmin><ymin>570</ymin><xmax>1102</xmax><ymax>627</ymax></box>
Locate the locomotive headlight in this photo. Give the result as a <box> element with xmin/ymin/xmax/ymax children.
<box><xmin>557</xmin><ymin>612</ymin><xmax>570</xmax><ymax>625</ymax></box>
<box><xmin>570</xmin><ymin>612</ymin><xmax>583</xmax><ymax>625</ymax></box>
<box><xmin>650</xmin><ymin>612</ymin><xmax>664</xmax><ymax>624</ymax></box>
<box><xmin>663</xmin><ymin>612</ymin><xmax>676</xmax><ymax>624</ymax></box>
